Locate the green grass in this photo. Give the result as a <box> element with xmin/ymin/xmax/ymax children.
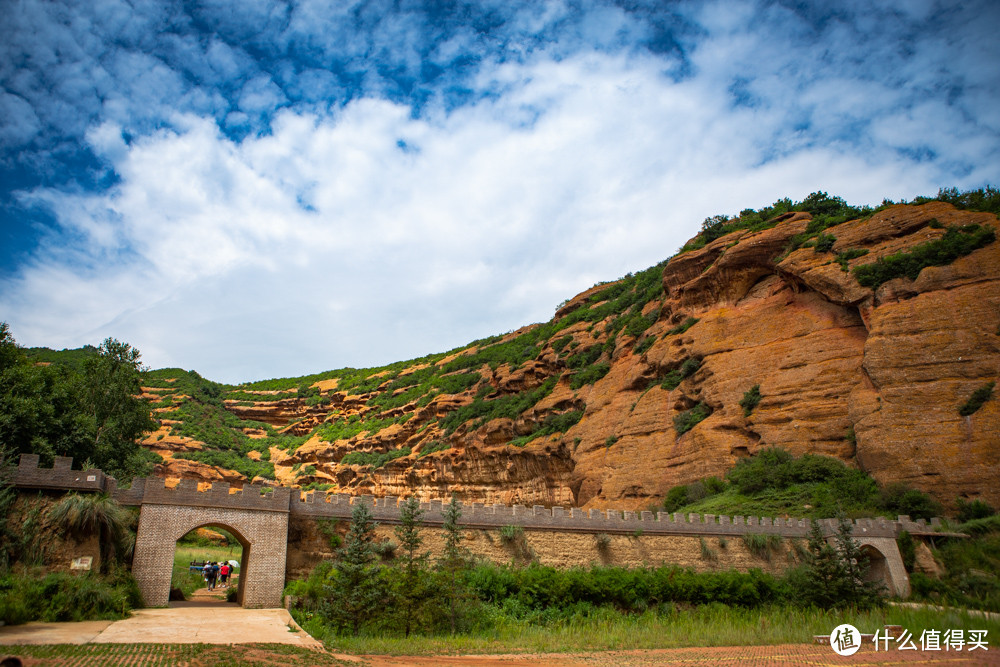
<box><xmin>909</xmin><ymin>517</ymin><xmax>1000</xmax><ymax>613</ymax></box>
<box><xmin>340</xmin><ymin>447</ymin><xmax>412</xmax><ymax>469</ymax></box>
<box><xmin>303</xmin><ymin>603</ymin><xmax>1000</xmax><ymax>655</ymax></box>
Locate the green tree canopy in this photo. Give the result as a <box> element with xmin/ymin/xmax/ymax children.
<box><xmin>0</xmin><ymin>323</ymin><xmax>156</xmax><ymax>482</ymax></box>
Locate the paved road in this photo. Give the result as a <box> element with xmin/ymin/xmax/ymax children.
<box><xmin>0</xmin><ymin>602</ymin><xmax>321</xmax><ymax>649</ymax></box>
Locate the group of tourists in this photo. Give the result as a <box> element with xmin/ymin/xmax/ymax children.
<box><xmin>202</xmin><ymin>561</ymin><xmax>233</xmax><ymax>590</ymax></box>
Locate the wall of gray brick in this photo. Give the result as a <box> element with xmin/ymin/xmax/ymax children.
<box><xmin>14</xmin><ymin>455</ymin><xmax>936</xmax><ymax>604</ymax></box>
<box><xmin>132</xmin><ymin>504</ymin><xmax>288</xmax><ymax>608</ymax></box>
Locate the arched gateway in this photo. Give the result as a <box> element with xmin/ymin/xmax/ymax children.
<box><xmin>130</xmin><ymin>479</ymin><xmax>290</xmax><ymax>608</ymax></box>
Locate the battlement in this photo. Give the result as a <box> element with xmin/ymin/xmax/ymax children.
<box><xmin>11</xmin><ymin>456</ymin><xmax>956</xmax><ymax>537</ymax></box>
<box><xmin>14</xmin><ymin>454</ymin><xmax>109</xmax><ymax>492</ymax></box>
<box><xmin>289</xmin><ymin>492</ymin><xmax>916</xmax><ymax>539</ymax></box>
<box><xmin>125</xmin><ymin>477</ymin><xmax>291</xmax><ymax>513</ymax></box>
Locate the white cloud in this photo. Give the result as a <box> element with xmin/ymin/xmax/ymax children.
<box><xmin>4</xmin><ymin>45</ymin><xmax>982</xmax><ymax>383</ymax></box>
<box><xmin>3</xmin><ymin>1</ymin><xmax>999</xmax><ymax>382</ymax></box>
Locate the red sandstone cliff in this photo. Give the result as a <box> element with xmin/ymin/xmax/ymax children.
<box><xmin>147</xmin><ymin>203</ymin><xmax>1000</xmax><ymax>511</ymax></box>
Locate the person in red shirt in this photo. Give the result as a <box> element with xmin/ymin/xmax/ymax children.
<box><xmin>219</xmin><ymin>562</ymin><xmax>230</xmax><ymax>588</ymax></box>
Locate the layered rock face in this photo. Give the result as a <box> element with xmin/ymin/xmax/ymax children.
<box><xmin>148</xmin><ymin>203</ymin><xmax>999</xmax><ymax>510</ymax></box>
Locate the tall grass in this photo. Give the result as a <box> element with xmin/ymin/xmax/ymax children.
<box><xmin>307</xmin><ymin>603</ymin><xmax>1000</xmax><ymax>655</ymax></box>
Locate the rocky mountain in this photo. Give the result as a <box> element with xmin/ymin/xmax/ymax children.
<box><xmin>138</xmin><ymin>192</ymin><xmax>999</xmax><ymax>511</ymax></box>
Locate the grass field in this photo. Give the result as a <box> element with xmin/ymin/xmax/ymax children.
<box><xmin>303</xmin><ymin>603</ymin><xmax>1000</xmax><ymax>655</ymax></box>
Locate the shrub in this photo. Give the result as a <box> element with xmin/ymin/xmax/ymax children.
<box><xmin>673</xmin><ymin>403</ymin><xmax>711</xmax><ymax>435</ymax></box>
<box><xmin>742</xmin><ymin>533</ymin><xmax>782</xmax><ymax>562</ymax></box>
<box><xmin>666</xmin><ymin>317</ymin><xmax>699</xmax><ymax>336</ymax></box>
<box><xmin>956</xmin><ymin>498</ymin><xmax>996</xmax><ymax>523</ymax></box>
<box><xmin>834</xmin><ymin>248</ymin><xmax>869</xmax><ymax>272</ymax></box>
<box><xmin>660</xmin><ymin>357</ymin><xmax>700</xmax><ymax>390</ymax></box>
<box><xmin>499</xmin><ymin>525</ymin><xmax>523</xmax><ymax>543</ymax></box>
<box><xmin>49</xmin><ymin>493</ymin><xmax>136</xmax><ymax>572</ymax></box>
<box><xmin>340</xmin><ymin>447</ymin><xmax>411</xmax><ymax>469</ymax></box>
<box><xmin>813</xmin><ymin>233</ymin><xmax>836</xmax><ymax>253</ymax></box>
<box><xmin>959</xmin><ymin>382</ymin><xmax>994</xmax><ymax>416</ymax></box>
<box><xmin>418</xmin><ymin>441</ymin><xmax>451</xmax><ymax>458</ymax></box>
<box><xmin>879</xmin><ymin>483</ymin><xmax>941</xmax><ymax>521</ymax></box>
<box><xmin>699</xmin><ymin>537</ymin><xmax>717</xmax><ymax>562</ymax></box>
<box><xmin>662</xmin><ymin>485</ymin><xmax>690</xmax><ymax>513</ymax></box>
<box><xmin>739</xmin><ymin>385</ymin><xmax>761</xmax><ymax>417</ymax></box>
<box><xmin>0</xmin><ymin>569</ymin><xmax>141</xmax><ymax>625</ymax></box>
<box><xmin>853</xmin><ymin>223</ymin><xmax>996</xmax><ymax>289</ymax></box>
<box><xmin>634</xmin><ymin>336</ymin><xmax>655</xmax><ymax>356</ymax></box>
<box><xmin>569</xmin><ymin>363</ymin><xmax>611</xmax><ymax>390</ymax></box>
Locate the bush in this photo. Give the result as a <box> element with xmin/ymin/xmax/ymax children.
<box><xmin>813</xmin><ymin>233</ymin><xmax>836</xmax><ymax>253</ymax></box>
<box><xmin>742</xmin><ymin>534</ymin><xmax>782</xmax><ymax>562</ymax></box>
<box><xmin>0</xmin><ymin>569</ymin><xmax>141</xmax><ymax>625</ymax></box>
<box><xmin>879</xmin><ymin>483</ymin><xmax>941</xmax><ymax>521</ymax></box>
<box><xmin>666</xmin><ymin>317</ymin><xmax>699</xmax><ymax>336</ymax></box>
<box><xmin>569</xmin><ymin>363</ymin><xmax>611</xmax><ymax>390</ymax></box>
<box><xmin>673</xmin><ymin>403</ymin><xmax>711</xmax><ymax>436</ymax></box>
<box><xmin>739</xmin><ymin>385</ymin><xmax>761</xmax><ymax>417</ymax></box>
<box><xmin>660</xmin><ymin>358</ymin><xmax>700</xmax><ymax>390</ymax></box>
<box><xmin>853</xmin><ymin>223</ymin><xmax>996</xmax><ymax>289</ymax></box>
<box><xmin>959</xmin><ymin>382</ymin><xmax>994</xmax><ymax>416</ymax></box>
<box><xmin>834</xmin><ymin>248</ymin><xmax>869</xmax><ymax>272</ymax></box>
<box><xmin>956</xmin><ymin>498</ymin><xmax>996</xmax><ymax>523</ymax></box>
<box><xmin>340</xmin><ymin>447</ymin><xmax>411</xmax><ymax>469</ymax></box>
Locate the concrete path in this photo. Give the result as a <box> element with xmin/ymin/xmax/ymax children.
<box><xmin>0</xmin><ymin>621</ymin><xmax>112</xmax><ymax>645</ymax></box>
<box><xmin>0</xmin><ymin>604</ymin><xmax>322</xmax><ymax>649</ymax></box>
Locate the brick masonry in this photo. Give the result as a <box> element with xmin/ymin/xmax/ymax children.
<box><xmin>14</xmin><ymin>455</ymin><xmax>940</xmax><ymax>605</ymax></box>
<box><xmin>133</xmin><ymin>503</ymin><xmax>288</xmax><ymax>608</ymax></box>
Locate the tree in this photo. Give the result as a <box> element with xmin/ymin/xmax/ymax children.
<box><xmin>439</xmin><ymin>494</ymin><xmax>468</xmax><ymax>634</ymax></box>
<box><xmin>0</xmin><ymin>325</ymin><xmax>156</xmax><ymax>482</ymax></box>
<box><xmin>794</xmin><ymin>516</ymin><xmax>883</xmax><ymax>610</ymax></box>
<box><xmin>394</xmin><ymin>496</ymin><xmax>428</xmax><ymax>637</ymax></box>
<box><xmin>80</xmin><ymin>338</ymin><xmax>158</xmax><ymax>481</ymax></box>
<box><xmin>322</xmin><ymin>501</ymin><xmax>384</xmax><ymax>635</ymax></box>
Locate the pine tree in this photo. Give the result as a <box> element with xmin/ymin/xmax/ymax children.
<box><xmin>394</xmin><ymin>496</ymin><xmax>428</xmax><ymax>637</ymax></box>
<box><xmin>439</xmin><ymin>494</ymin><xmax>467</xmax><ymax>634</ymax></box>
<box><xmin>797</xmin><ymin>516</ymin><xmax>883</xmax><ymax>610</ymax></box>
<box><xmin>322</xmin><ymin>501</ymin><xmax>383</xmax><ymax>635</ymax></box>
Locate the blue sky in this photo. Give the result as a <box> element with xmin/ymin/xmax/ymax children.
<box><xmin>1</xmin><ymin>0</ymin><xmax>998</xmax><ymax>383</ymax></box>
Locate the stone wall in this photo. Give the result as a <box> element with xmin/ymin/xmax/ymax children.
<box><xmin>14</xmin><ymin>456</ymin><xmax>931</xmax><ymax>603</ymax></box>
<box><xmin>286</xmin><ymin>517</ymin><xmax>805</xmax><ymax>581</ymax></box>
<box><xmin>132</xmin><ymin>504</ymin><xmax>288</xmax><ymax>608</ymax></box>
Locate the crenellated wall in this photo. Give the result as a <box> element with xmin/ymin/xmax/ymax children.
<box><xmin>14</xmin><ymin>455</ymin><xmax>947</xmax><ymax>601</ymax></box>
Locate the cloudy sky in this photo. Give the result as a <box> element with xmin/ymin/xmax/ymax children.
<box><xmin>1</xmin><ymin>0</ymin><xmax>998</xmax><ymax>383</ymax></box>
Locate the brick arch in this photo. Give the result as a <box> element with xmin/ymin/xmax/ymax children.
<box><xmin>132</xmin><ymin>504</ymin><xmax>288</xmax><ymax>608</ymax></box>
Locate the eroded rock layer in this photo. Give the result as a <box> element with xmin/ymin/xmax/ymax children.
<box><xmin>147</xmin><ymin>203</ymin><xmax>1000</xmax><ymax>510</ymax></box>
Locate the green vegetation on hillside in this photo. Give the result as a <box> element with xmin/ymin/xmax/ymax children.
<box><xmin>853</xmin><ymin>223</ymin><xmax>996</xmax><ymax>289</ymax></box>
<box><xmin>657</xmin><ymin>448</ymin><xmax>941</xmax><ymax>520</ymax></box>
